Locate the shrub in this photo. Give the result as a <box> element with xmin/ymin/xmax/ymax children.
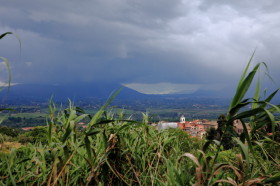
<box><xmin>0</xmin><ymin>126</ymin><xmax>19</xmax><ymax>137</ymax></box>
<box><xmin>19</xmin><ymin>126</ymin><xmax>48</xmax><ymax>144</ymax></box>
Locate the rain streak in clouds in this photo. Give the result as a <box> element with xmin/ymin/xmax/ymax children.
<box><xmin>0</xmin><ymin>0</ymin><xmax>280</xmax><ymax>94</ymax></box>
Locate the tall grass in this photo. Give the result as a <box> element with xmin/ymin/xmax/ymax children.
<box><xmin>0</xmin><ymin>96</ymin><xmax>203</xmax><ymax>185</ymax></box>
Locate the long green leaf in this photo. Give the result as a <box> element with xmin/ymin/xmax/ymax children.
<box><xmin>229</xmin><ymin>63</ymin><xmax>260</xmax><ymax>111</ymax></box>
<box><xmin>231</xmin><ymin>107</ymin><xmax>264</xmax><ymax>121</ymax></box>
<box><xmin>263</xmin><ymin>173</ymin><xmax>280</xmax><ymax>184</ymax></box>
<box><xmin>233</xmin><ymin>137</ymin><xmax>249</xmax><ymax>165</ymax></box>
<box><xmin>252</xmin><ymin>76</ymin><xmax>260</xmax><ymax>110</ymax></box>
<box><xmin>84</xmin><ymin>136</ymin><xmax>93</xmax><ymax>165</ymax></box>
<box><xmin>0</xmin><ymin>32</ymin><xmax>12</xmax><ymax>40</ymax></box>
<box><xmin>85</xmin><ymin>128</ymin><xmax>102</xmax><ymax>136</ymax></box>
<box><xmin>238</xmin><ymin>51</ymin><xmax>256</xmax><ymax>89</ymax></box>
<box><xmin>229</xmin><ymin>99</ymin><xmax>251</xmax><ymax>116</ymax></box>
<box><xmin>264</xmin><ymin>109</ymin><xmax>276</xmax><ymax>135</ymax></box>
<box><xmin>61</xmin><ymin>120</ymin><xmax>75</xmax><ymax>143</ymax></box>
<box><xmin>88</xmin><ymin>89</ymin><xmax>121</xmax><ymax>128</ymax></box>
<box><xmin>0</xmin><ymin>57</ymin><xmax>12</xmax><ymax>90</ymax></box>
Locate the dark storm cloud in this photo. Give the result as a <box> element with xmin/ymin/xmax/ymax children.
<box><xmin>0</xmin><ymin>0</ymin><xmax>279</xmax><ymax>94</ymax></box>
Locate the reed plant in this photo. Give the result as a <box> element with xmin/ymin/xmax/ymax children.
<box><xmin>0</xmin><ymin>32</ymin><xmax>20</xmax><ymax>91</ymax></box>
<box><xmin>0</xmin><ymin>95</ymin><xmax>203</xmax><ymax>185</ymax></box>
<box><xmin>184</xmin><ymin>53</ymin><xmax>280</xmax><ymax>185</ymax></box>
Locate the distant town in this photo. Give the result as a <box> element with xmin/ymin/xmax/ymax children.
<box><xmin>21</xmin><ymin>115</ymin><xmax>248</xmax><ymax>139</ymax></box>
<box><xmin>155</xmin><ymin>115</ymin><xmax>248</xmax><ymax>138</ymax></box>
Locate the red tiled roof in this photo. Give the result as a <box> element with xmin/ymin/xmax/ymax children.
<box><xmin>21</xmin><ymin>127</ymin><xmax>35</xmax><ymax>131</ymax></box>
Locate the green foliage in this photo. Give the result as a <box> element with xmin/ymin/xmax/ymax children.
<box><xmin>0</xmin><ymin>133</ymin><xmax>13</xmax><ymax>144</ymax></box>
<box><xmin>206</xmin><ymin>114</ymin><xmax>239</xmax><ymax>150</ymax></box>
<box><xmin>18</xmin><ymin>126</ymin><xmax>48</xmax><ymax>144</ymax></box>
<box><xmin>0</xmin><ymin>98</ymin><xmax>202</xmax><ymax>185</ymax></box>
<box><xmin>1</xmin><ymin>116</ymin><xmax>46</xmax><ymax>128</ymax></box>
<box><xmin>0</xmin><ymin>126</ymin><xmax>19</xmax><ymax>137</ymax></box>
<box><xmin>186</xmin><ymin>53</ymin><xmax>280</xmax><ymax>185</ymax></box>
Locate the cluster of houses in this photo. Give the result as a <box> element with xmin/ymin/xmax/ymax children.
<box><xmin>157</xmin><ymin>115</ymin><xmax>248</xmax><ymax>138</ymax></box>
<box><xmin>21</xmin><ymin>115</ymin><xmax>249</xmax><ymax>138</ymax></box>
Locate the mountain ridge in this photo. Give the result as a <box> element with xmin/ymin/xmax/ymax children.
<box><xmin>0</xmin><ymin>82</ymin><xmax>233</xmax><ymax>105</ymax></box>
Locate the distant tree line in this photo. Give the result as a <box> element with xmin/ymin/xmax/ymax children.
<box><xmin>1</xmin><ymin>116</ymin><xmax>46</xmax><ymax>127</ymax></box>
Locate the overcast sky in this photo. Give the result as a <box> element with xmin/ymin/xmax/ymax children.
<box><xmin>0</xmin><ymin>0</ymin><xmax>279</xmax><ymax>94</ymax></box>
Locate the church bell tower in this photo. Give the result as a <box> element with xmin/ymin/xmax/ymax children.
<box><xmin>180</xmin><ymin>115</ymin><xmax>185</xmax><ymax>123</ymax></box>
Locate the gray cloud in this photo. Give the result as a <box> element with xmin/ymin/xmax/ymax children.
<box><xmin>0</xmin><ymin>0</ymin><xmax>279</xmax><ymax>94</ymax></box>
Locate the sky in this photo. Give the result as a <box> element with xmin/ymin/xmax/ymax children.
<box><xmin>0</xmin><ymin>0</ymin><xmax>280</xmax><ymax>95</ymax></box>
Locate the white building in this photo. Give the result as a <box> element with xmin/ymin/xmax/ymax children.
<box><xmin>158</xmin><ymin>122</ymin><xmax>178</xmax><ymax>130</ymax></box>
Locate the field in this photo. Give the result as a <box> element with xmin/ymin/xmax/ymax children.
<box><xmin>0</xmin><ymin>104</ymin><xmax>228</xmax><ymax>129</ymax></box>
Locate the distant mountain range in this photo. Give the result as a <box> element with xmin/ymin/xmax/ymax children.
<box><xmin>0</xmin><ymin>83</ymin><xmax>147</xmax><ymax>103</ymax></box>
<box><xmin>2</xmin><ymin>82</ymin><xmax>278</xmax><ymax>106</ymax></box>
<box><xmin>2</xmin><ymin>82</ymin><xmax>234</xmax><ymax>99</ymax></box>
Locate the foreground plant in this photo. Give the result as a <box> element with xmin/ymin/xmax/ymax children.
<box><xmin>0</xmin><ymin>91</ymin><xmax>201</xmax><ymax>185</ymax></box>
<box><xmin>0</xmin><ymin>32</ymin><xmax>20</xmax><ymax>90</ymax></box>
<box><xmin>185</xmin><ymin>53</ymin><xmax>280</xmax><ymax>185</ymax></box>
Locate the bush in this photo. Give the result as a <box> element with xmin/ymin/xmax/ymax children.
<box><xmin>19</xmin><ymin>126</ymin><xmax>48</xmax><ymax>144</ymax></box>
<box><xmin>0</xmin><ymin>126</ymin><xmax>19</xmax><ymax>137</ymax></box>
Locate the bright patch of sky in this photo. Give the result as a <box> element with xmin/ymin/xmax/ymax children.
<box><xmin>123</xmin><ymin>83</ymin><xmax>224</xmax><ymax>94</ymax></box>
